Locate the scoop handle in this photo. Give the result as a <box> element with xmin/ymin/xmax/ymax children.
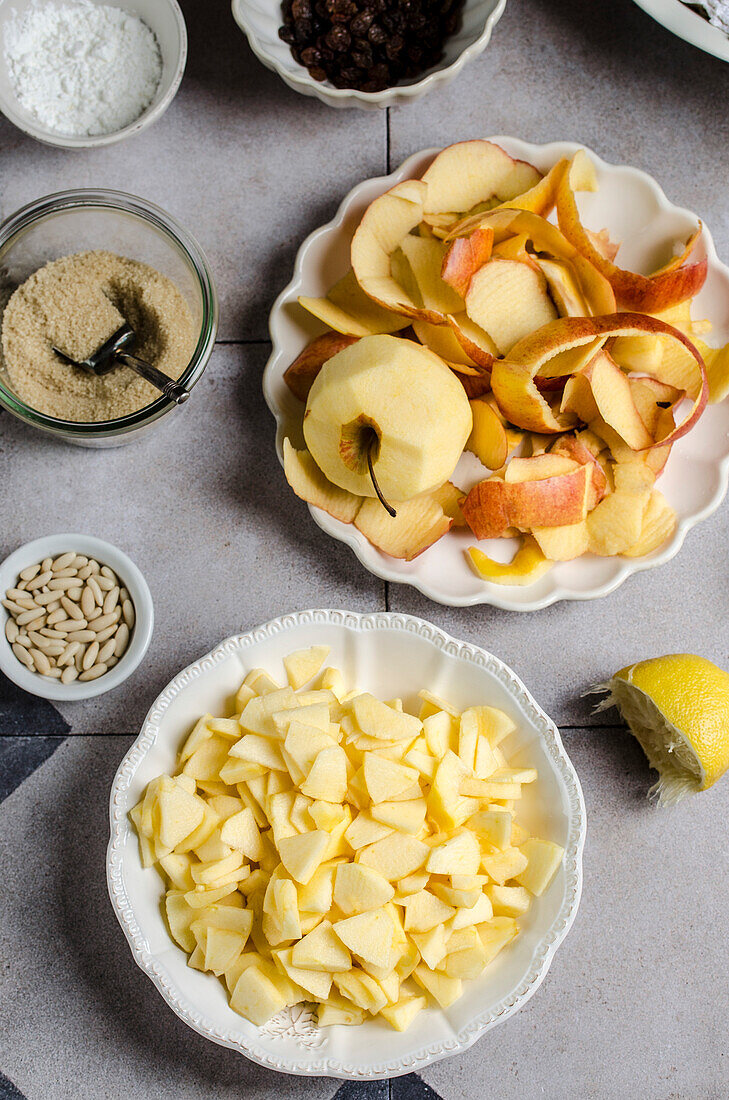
<box><xmin>116</xmin><ymin>352</ymin><xmax>190</xmax><ymax>405</ymax></box>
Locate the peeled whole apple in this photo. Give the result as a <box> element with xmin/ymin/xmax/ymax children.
<box><xmin>303</xmin><ymin>334</ymin><xmax>472</xmax><ymax>502</ymax></box>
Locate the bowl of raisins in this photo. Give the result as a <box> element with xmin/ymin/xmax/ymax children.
<box><xmin>231</xmin><ymin>0</ymin><xmax>507</xmax><ymax>108</ymax></box>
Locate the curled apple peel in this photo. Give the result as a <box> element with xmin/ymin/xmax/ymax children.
<box><xmin>490</xmin><ymin>313</ymin><xmax>708</xmax><ymax>445</ymax></box>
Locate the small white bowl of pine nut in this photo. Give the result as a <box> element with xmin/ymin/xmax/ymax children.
<box><xmin>0</xmin><ymin>534</ymin><xmax>153</xmax><ymax>700</ymax></box>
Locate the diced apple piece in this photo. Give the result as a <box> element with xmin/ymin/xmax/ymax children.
<box><xmin>426</xmin><ymin>831</ymin><xmax>481</xmax><ymax>876</ymax></box>
<box><xmin>301</xmin><ymin>745</ymin><xmax>348</xmax><ymax>803</ymax></box>
<box><xmin>429</xmin><ymin>750</ymin><xmax>480</xmax><ymax>829</ymax></box>
<box><xmin>363</xmin><ymin>752</ymin><xmax>419</xmax><ymax>803</ymax></box>
<box><xmin>477</xmin><ymin>916</ymin><xmax>518</xmax><ymax>963</ymax></box>
<box><xmin>487</xmin><ymin>884</ymin><xmax>532</xmax><ymax>917</ymax></box>
<box><xmin>179</xmin><ymin>715</ymin><xmax>216</xmax><ymax>763</ymax></box>
<box><xmin>334</xmin><ymin>970</ymin><xmax>388</xmax><ymax>1013</ymax></box>
<box><xmin>371</xmin><ymin>797</ymin><xmax>427</xmax><ymax>834</ymax></box>
<box><xmin>482</xmin><ymin>847</ymin><xmax>529</xmax><ymax>885</ymax></box>
<box><xmin>413</xmin><ymin>963</ymin><xmax>463</xmax><ymax>1008</ymax></box>
<box><xmin>344</xmin><ymin>812</ymin><xmax>393</xmax><ymax>851</ymax></box>
<box><xmin>157</xmin><ymin>783</ymin><xmax>205</xmax><ymax>850</ymax></box>
<box><xmin>334</xmin><ymin>862</ymin><xmax>395</xmax><ymax>916</ymax></box>
<box><xmin>515</xmin><ymin>838</ymin><xmax>565</xmax><ymax>895</ymax></box>
<box><xmin>441</xmin><ymin>926</ymin><xmax>488</xmax><ymax>979</ymax></box>
<box><xmin>277</xmin><ymin>830</ymin><xmax>330</xmax><ymax>884</ymax></box>
<box><xmin>358</xmin><ymin>832</ymin><xmax>429</xmax><ymax>881</ymax></box>
<box><xmin>220</xmin><ymin>807</ymin><xmax>263</xmax><ymax>862</ymax></box>
<box><xmin>449</xmin><ymin>892</ymin><xmax>493</xmax><ymax>929</ymax></box>
<box><xmin>352</xmin><ymin>694</ymin><xmax>422</xmax><ymax>741</ymax></box>
<box><xmin>165</xmin><ymin>891</ymin><xmax>196</xmax><ymax>953</ymax></box>
<box><xmin>380</xmin><ymin>993</ymin><xmax>428</xmax><ymax>1032</ymax></box>
<box><xmin>465</xmin><ymin>259</ymin><xmax>558</xmax><ymax>356</ymax></box>
<box><xmin>467</xmin><ymin>809</ymin><xmax>513</xmax><ymax>849</ymax></box>
<box><xmin>401</xmin><ymin>889</ymin><xmax>455</xmax><ymax>932</ymax></box>
<box><xmin>284</xmin><ymin>721</ymin><xmax>335</xmax><ymax>775</ymax></box>
<box><xmin>291</xmin><ymin>918</ymin><xmax>351</xmax><ymax>973</ymax></box>
<box><xmin>317</xmin><ymin>999</ymin><xmax>366</xmax><ymax>1027</ymax></box>
<box><xmin>283</xmin><ymin>645</ymin><xmax>330</xmax><ymax>690</ymax></box>
<box><xmin>182</xmin><ymin>737</ymin><xmax>231</xmax><ymax>782</ymax></box>
<box><xmin>333</xmin><ymin>908</ymin><xmax>394</xmax><ymax>968</ymax></box>
<box><xmin>282</xmin><ymin>439</ymin><xmax>362</xmax><ymax>525</ymax></box>
<box><xmin>230</xmin><ymin>964</ymin><xmax>291</xmax><ymax>1024</ymax></box>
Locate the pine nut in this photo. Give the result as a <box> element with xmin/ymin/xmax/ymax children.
<box><xmin>59</xmin><ymin>642</ymin><xmax>81</xmax><ymax>666</ymax></box>
<box><xmin>106</xmin><ymin>655</ymin><xmax>118</xmax><ymax>668</ymax></box>
<box><xmin>67</xmin><ymin>587</ymin><xmax>83</xmax><ymax>601</ymax></box>
<box><xmin>6</xmin><ymin>588</ymin><xmax>29</xmax><ymax>601</ymax></box>
<box><xmin>33</xmin><ymin>590</ymin><xmax>61</xmax><ymax>605</ymax></box>
<box><xmin>61</xmin><ymin>596</ymin><xmax>84</xmax><ymax>620</ymax></box>
<box><xmin>13</xmin><ymin>642</ymin><xmax>34</xmax><ymax>668</ymax></box>
<box><xmin>98</xmin><ymin>639</ymin><xmax>117</xmax><ymax>664</ymax></box>
<box><xmin>79</xmin><ymin>663</ymin><xmax>107</xmax><ymax>681</ymax></box>
<box><xmin>2</xmin><ymin>598</ymin><xmax>25</xmax><ymax>615</ymax></box>
<box><xmin>52</xmin><ymin>552</ymin><xmax>76</xmax><ymax>571</ymax></box>
<box><xmin>17</xmin><ymin>608</ymin><xmax>45</xmax><ymax>626</ymax></box>
<box><xmin>51</xmin><ymin>567</ymin><xmax>78</xmax><ymax>579</ymax></box>
<box><xmin>87</xmin><ymin>607</ymin><xmax>102</xmax><ymax>622</ymax></box>
<box><xmin>15</xmin><ymin>597</ymin><xmax>39</xmax><ymax>611</ymax></box>
<box><xmin>114</xmin><ymin>623</ymin><xmax>130</xmax><ymax>657</ymax></box>
<box><xmin>41</xmin><ymin>557</ymin><xmax>52</xmax><ymax>572</ymax></box>
<box><xmin>122</xmin><ymin>599</ymin><xmax>135</xmax><ymax>628</ymax></box>
<box><xmin>72</xmin><ymin>555</ymin><xmax>88</xmax><ymax>568</ymax></box>
<box><xmin>5</xmin><ymin>618</ymin><xmax>19</xmax><ymax>644</ymax></box>
<box><xmin>39</xmin><ymin>627</ymin><xmax>67</xmax><ymax>640</ymax></box>
<box><xmin>53</xmin><ymin>618</ymin><xmax>87</xmax><ymax>633</ymax></box>
<box><xmin>77</xmin><ymin>565</ymin><xmax>93</xmax><ymax>580</ymax></box>
<box><xmin>81</xmin><ymin>586</ymin><xmax>95</xmax><ymax>618</ymax></box>
<box><xmin>42</xmin><ymin>669</ymin><xmax>62</xmax><ymax>679</ymax></box>
<box><xmin>95</xmin><ymin>575</ymin><xmax>115</xmax><ymax>591</ymax></box>
<box><xmin>90</xmin><ymin>610</ymin><xmax>121</xmax><ymax>633</ymax></box>
<box><xmin>93</xmin><ymin>624</ymin><xmax>117</xmax><ymax>643</ymax></box>
<box><xmin>88</xmin><ymin>576</ymin><xmax>103</xmax><ymax>605</ymax></box>
<box><xmin>47</xmin><ymin>577</ymin><xmax>80</xmax><ymax>591</ymax></box>
<box><xmin>47</xmin><ymin>608</ymin><xmax>66</xmax><ymax>625</ymax></box>
<box><xmin>75</xmin><ymin>649</ymin><xmax>85</xmax><ymax>671</ymax></box>
<box><xmin>61</xmin><ymin>666</ymin><xmax>79</xmax><ymax>684</ymax></box>
<box><xmin>65</xmin><ymin>629</ymin><xmax>96</xmax><ymax>643</ymax></box>
<box><xmin>40</xmin><ymin>643</ymin><xmax>65</xmax><ymax>658</ymax></box>
<box><xmin>46</xmin><ymin>600</ymin><xmax>61</xmax><ymax>612</ymax></box>
<box><xmin>103</xmin><ymin>586</ymin><xmax>120</xmax><ymax>615</ymax></box>
<box><xmin>87</xmin><ymin>560</ymin><xmax>100</xmax><ymax>574</ymax></box>
<box><xmin>30</xmin><ymin>648</ymin><xmax>51</xmax><ymax>674</ymax></box>
<box><xmin>14</xmin><ymin>633</ymin><xmax>32</xmax><ymax>649</ymax></box>
<box><xmin>100</xmin><ymin>565</ymin><xmax>118</xmax><ymax>582</ymax></box>
<box><xmin>119</xmin><ymin>588</ymin><xmax>129</xmax><ymax>601</ymax></box>
<box><xmin>19</xmin><ymin>564</ymin><xmax>40</xmax><ymax>581</ymax></box>
<box><xmin>83</xmin><ymin>641</ymin><xmax>99</xmax><ymax>670</ymax></box>
<box><xmin>29</xmin><ymin>631</ymin><xmax>50</xmax><ymax>647</ymax></box>
<box><xmin>26</xmin><ymin>571</ymin><xmax>52</xmax><ymax>590</ymax></box>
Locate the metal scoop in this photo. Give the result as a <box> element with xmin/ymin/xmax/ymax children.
<box><xmin>53</xmin><ymin>323</ymin><xmax>190</xmax><ymax>405</ymax></box>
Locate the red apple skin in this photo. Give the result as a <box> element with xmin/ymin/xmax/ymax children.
<box><xmin>491</xmin><ymin>313</ymin><xmax>708</xmax><ymax>445</ymax></box>
<box><xmin>556</xmin><ymin>168</ymin><xmax>707</xmax><ymax>310</ymax></box>
<box><xmin>441</xmin><ymin>227</ymin><xmax>494</xmax><ymax>298</ymax></box>
<box><xmin>284</xmin><ymin>332</ymin><xmax>359</xmax><ymax>401</ymax></box>
<box><xmin>462</xmin><ymin>465</ymin><xmax>590</xmax><ymax>539</ymax></box>
<box><xmin>551</xmin><ymin>436</ymin><xmax>608</xmax><ymax>507</ymax></box>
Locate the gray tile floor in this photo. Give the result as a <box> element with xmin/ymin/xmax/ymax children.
<box><xmin>1</xmin><ymin>0</ymin><xmax>729</xmax><ymax>1097</ymax></box>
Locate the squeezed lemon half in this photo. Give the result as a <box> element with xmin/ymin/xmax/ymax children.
<box><xmin>594</xmin><ymin>654</ymin><xmax>729</xmax><ymax>805</ymax></box>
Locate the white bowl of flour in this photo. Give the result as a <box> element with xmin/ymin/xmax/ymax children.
<box><xmin>0</xmin><ymin>0</ymin><xmax>187</xmax><ymax>148</ymax></box>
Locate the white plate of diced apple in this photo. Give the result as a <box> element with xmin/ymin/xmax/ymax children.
<box><xmin>107</xmin><ymin>609</ymin><xmax>585</xmax><ymax>1078</ymax></box>
<box><xmin>264</xmin><ymin>137</ymin><xmax>729</xmax><ymax>610</ymax></box>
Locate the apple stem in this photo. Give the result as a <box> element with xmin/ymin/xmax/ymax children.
<box><xmin>367</xmin><ymin>444</ymin><xmax>397</xmax><ymax>518</ymax></box>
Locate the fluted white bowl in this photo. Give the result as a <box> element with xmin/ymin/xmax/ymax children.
<box><xmin>264</xmin><ymin>137</ymin><xmax>729</xmax><ymax>610</ymax></box>
<box><xmin>107</xmin><ymin>609</ymin><xmax>585</xmax><ymax>1078</ymax></box>
<box><xmin>231</xmin><ymin>0</ymin><xmax>506</xmax><ymax>108</ymax></box>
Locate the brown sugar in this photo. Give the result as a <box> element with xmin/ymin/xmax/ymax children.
<box><xmin>1</xmin><ymin>250</ymin><xmax>198</xmax><ymax>422</ymax></box>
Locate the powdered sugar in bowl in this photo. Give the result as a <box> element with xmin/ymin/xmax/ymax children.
<box><xmin>0</xmin><ymin>0</ymin><xmax>187</xmax><ymax>148</ymax></box>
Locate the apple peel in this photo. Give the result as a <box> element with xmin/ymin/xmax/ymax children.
<box><xmin>490</xmin><ymin>313</ymin><xmax>708</xmax><ymax>446</ymax></box>
<box><xmin>284</xmin><ymin>332</ymin><xmax>359</xmax><ymax>402</ymax></box>
<box><xmin>283</xmin><ymin>440</ymin><xmax>363</xmax><ymax>524</ymax></box>
<box><xmin>556</xmin><ymin>150</ymin><xmax>707</xmax><ymax>311</ymax></box>
<box><xmin>466</xmin><ymin>537</ymin><xmax>552</xmax><ymax>585</ymax></box>
<box><xmin>462</xmin><ymin>465</ymin><xmax>592</xmax><ymax>540</ymax></box>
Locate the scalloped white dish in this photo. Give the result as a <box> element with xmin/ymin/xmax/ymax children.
<box><xmin>231</xmin><ymin>0</ymin><xmax>506</xmax><ymax>109</ymax></box>
<box><xmin>107</xmin><ymin>609</ymin><xmax>585</xmax><ymax>1078</ymax></box>
<box><xmin>264</xmin><ymin>137</ymin><xmax>729</xmax><ymax>610</ymax></box>
<box><xmin>632</xmin><ymin>0</ymin><xmax>729</xmax><ymax>63</ymax></box>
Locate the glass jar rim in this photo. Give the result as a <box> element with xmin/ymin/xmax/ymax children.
<box><xmin>0</xmin><ymin>188</ymin><xmax>218</xmax><ymax>438</ymax></box>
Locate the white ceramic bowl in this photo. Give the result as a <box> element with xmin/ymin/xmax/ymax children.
<box><xmin>632</xmin><ymin>0</ymin><xmax>729</xmax><ymax>63</ymax></box>
<box><xmin>231</xmin><ymin>0</ymin><xmax>506</xmax><ymax>109</ymax></box>
<box><xmin>107</xmin><ymin>608</ymin><xmax>585</xmax><ymax>1079</ymax></box>
<box><xmin>0</xmin><ymin>534</ymin><xmax>153</xmax><ymax>700</ymax></box>
<box><xmin>264</xmin><ymin>137</ymin><xmax>729</xmax><ymax>610</ymax></box>
<box><xmin>0</xmin><ymin>0</ymin><xmax>187</xmax><ymax>148</ymax></box>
